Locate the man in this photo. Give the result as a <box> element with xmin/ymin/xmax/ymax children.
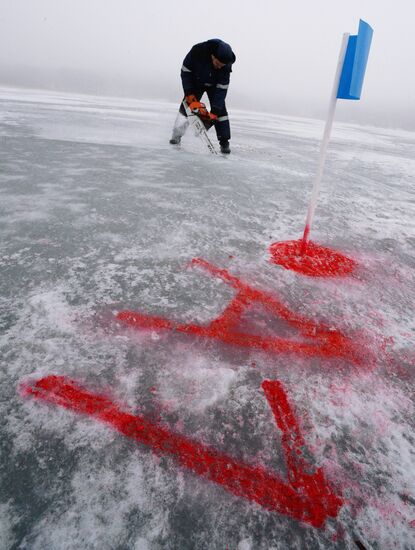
<box><xmin>169</xmin><ymin>38</ymin><xmax>236</xmax><ymax>154</ymax></box>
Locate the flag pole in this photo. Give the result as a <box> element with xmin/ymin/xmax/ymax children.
<box><xmin>301</xmin><ymin>33</ymin><xmax>350</xmax><ymax>254</ymax></box>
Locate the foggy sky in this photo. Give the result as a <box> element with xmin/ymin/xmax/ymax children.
<box><xmin>1</xmin><ymin>0</ymin><xmax>414</xmax><ymax>129</ymax></box>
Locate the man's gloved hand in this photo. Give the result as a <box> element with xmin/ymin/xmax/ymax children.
<box><xmin>187</xmin><ymin>101</ymin><xmax>212</xmax><ymax>120</ymax></box>
<box><xmin>199</xmin><ymin>111</ymin><xmax>218</xmax><ymax>124</ymax></box>
<box><xmin>197</xmin><ymin>105</ymin><xmax>208</xmax><ymax>118</ymax></box>
<box><xmin>185</xmin><ymin>95</ymin><xmax>218</xmax><ymax>125</ymax></box>
<box><xmin>185</xmin><ymin>94</ymin><xmax>198</xmax><ymax>106</ymax></box>
<box><xmin>200</xmin><ymin>111</ymin><xmax>218</xmax><ymax>131</ymax></box>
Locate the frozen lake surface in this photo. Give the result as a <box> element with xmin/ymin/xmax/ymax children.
<box><xmin>0</xmin><ymin>87</ymin><xmax>414</xmax><ymax>549</ymax></box>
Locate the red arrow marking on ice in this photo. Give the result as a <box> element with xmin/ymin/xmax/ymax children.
<box><xmin>21</xmin><ymin>375</ymin><xmax>342</xmax><ymax>527</ymax></box>
<box><xmin>117</xmin><ymin>258</ymin><xmax>365</xmax><ymax>365</ymax></box>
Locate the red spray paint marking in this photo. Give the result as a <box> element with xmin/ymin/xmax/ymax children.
<box><xmin>269</xmin><ymin>240</ymin><xmax>356</xmax><ymax>278</ymax></box>
<box><xmin>117</xmin><ymin>258</ymin><xmax>363</xmax><ymax>365</ymax></box>
<box><xmin>21</xmin><ymin>375</ymin><xmax>342</xmax><ymax>527</ymax></box>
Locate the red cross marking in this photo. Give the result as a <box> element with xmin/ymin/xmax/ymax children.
<box><xmin>117</xmin><ymin>258</ymin><xmax>365</xmax><ymax>365</ymax></box>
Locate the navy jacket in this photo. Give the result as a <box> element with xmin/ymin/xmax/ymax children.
<box><xmin>181</xmin><ymin>39</ymin><xmax>236</xmax><ymax>113</ymax></box>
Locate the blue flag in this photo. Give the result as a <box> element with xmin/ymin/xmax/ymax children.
<box><xmin>337</xmin><ymin>19</ymin><xmax>373</xmax><ymax>100</ymax></box>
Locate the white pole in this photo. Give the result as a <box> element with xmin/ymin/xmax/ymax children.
<box><xmin>301</xmin><ymin>33</ymin><xmax>350</xmax><ymax>252</ymax></box>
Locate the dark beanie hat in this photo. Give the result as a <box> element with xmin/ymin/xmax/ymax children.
<box><xmin>215</xmin><ymin>41</ymin><xmax>236</xmax><ymax>65</ymax></box>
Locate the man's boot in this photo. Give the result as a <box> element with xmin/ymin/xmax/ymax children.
<box><xmin>220</xmin><ymin>139</ymin><xmax>231</xmax><ymax>154</ymax></box>
<box><xmin>169</xmin><ymin>112</ymin><xmax>188</xmax><ymax>146</ymax></box>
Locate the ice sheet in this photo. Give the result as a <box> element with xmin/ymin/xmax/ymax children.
<box><xmin>1</xmin><ymin>87</ymin><xmax>414</xmax><ymax>549</ymax></box>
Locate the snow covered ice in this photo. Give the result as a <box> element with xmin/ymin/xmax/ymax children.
<box><xmin>1</xmin><ymin>87</ymin><xmax>415</xmax><ymax>549</ymax></box>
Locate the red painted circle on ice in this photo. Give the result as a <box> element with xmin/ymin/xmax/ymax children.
<box><xmin>269</xmin><ymin>240</ymin><xmax>356</xmax><ymax>277</ymax></box>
